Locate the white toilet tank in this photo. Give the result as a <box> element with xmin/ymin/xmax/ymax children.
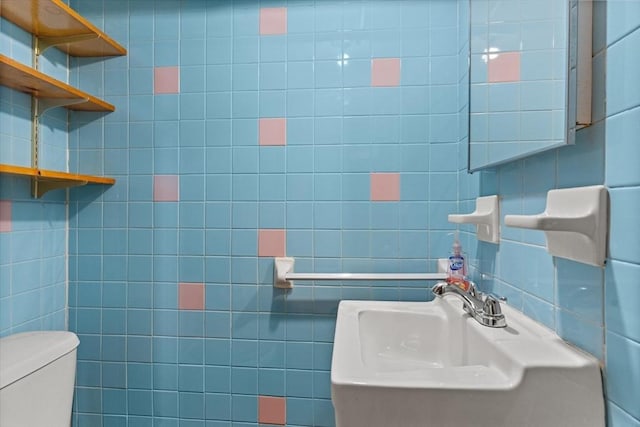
<box><xmin>0</xmin><ymin>331</ymin><xmax>79</xmax><ymax>427</ymax></box>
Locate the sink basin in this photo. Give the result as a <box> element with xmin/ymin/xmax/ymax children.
<box><xmin>331</xmin><ymin>296</ymin><xmax>604</xmax><ymax>427</ymax></box>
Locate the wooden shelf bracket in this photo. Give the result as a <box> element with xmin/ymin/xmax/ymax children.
<box><xmin>32</xmin><ymin>176</ymin><xmax>87</xmax><ymax>198</ymax></box>
<box><xmin>31</xmin><ymin>97</ymin><xmax>87</xmax><ymax>169</ymax></box>
<box><xmin>36</xmin><ymin>97</ymin><xmax>88</xmax><ymax>116</ymax></box>
<box><xmin>35</xmin><ymin>33</ymin><xmax>98</xmax><ymax>56</ymax></box>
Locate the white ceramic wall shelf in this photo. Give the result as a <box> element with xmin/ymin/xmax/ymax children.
<box><xmin>504</xmin><ymin>185</ymin><xmax>608</xmax><ymax>267</ymax></box>
<box><xmin>448</xmin><ymin>195</ymin><xmax>500</xmax><ymax>244</ymax></box>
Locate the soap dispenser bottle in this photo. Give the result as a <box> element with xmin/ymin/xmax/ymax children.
<box><xmin>447</xmin><ymin>232</ymin><xmax>468</xmax><ymax>288</ymax></box>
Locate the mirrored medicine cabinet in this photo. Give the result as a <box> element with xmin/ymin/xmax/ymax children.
<box><xmin>468</xmin><ymin>0</ymin><xmax>592</xmax><ymax>171</ymax></box>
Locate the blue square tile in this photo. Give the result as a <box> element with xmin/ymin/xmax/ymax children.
<box><xmin>315</xmin><ymin>61</ymin><xmax>343</xmax><ymax>88</ymax></box>
<box><xmin>286</xmin><ymin>369</ymin><xmax>313</xmax><ymax>398</ymax></box>
<box><xmin>607</xmin><ymin>27</ymin><xmax>640</xmax><ymax>116</ymax></box>
<box><xmin>261</xmin><ymin>35</ymin><xmax>287</xmax><ymax>62</ymax></box>
<box><xmin>204</xmin><ymin>338</ymin><xmax>231</xmax><ymax>366</ymax></box>
<box><xmin>178</xmin><ymin>311</ymin><xmax>204</xmax><ymax>337</ymax></box>
<box><xmin>153</xmin><ymin>391</ymin><xmax>178</xmax><ymax>418</ymax></box>
<box><xmin>606</xmin><ymin>261</ymin><xmax>640</xmax><ymax>343</ymax></box>
<box><xmin>609</xmin><ymin>188</ymin><xmax>640</xmax><ymax>264</ymax></box>
<box><xmin>231</xmin><ymin>366</ymin><xmax>257</xmax><ymax>394</ymax></box>
<box><xmin>607</xmin><ymin>331</ymin><xmax>640</xmax><ymax>420</ymax></box>
<box><xmin>205</xmin><ymin>311</ymin><xmax>231</xmax><ymax>339</ymax></box>
<box><xmin>178</xmin><ymin>365</ymin><xmax>204</xmax><ymax>392</ymax></box>
<box><xmin>233</xmin><ymin>37</ymin><xmax>259</xmax><ymax>64</ymax></box>
<box><xmin>288</xmin><ymin>34</ymin><xmax>315</xmax><ymax>61</ymax></box>
<box><xmin>258</xmin><ymin>368</ymin><xmax>285</xmax><ymax>396</ymax></box>
<box><xmin>607</xmin><ymin>402</ymin><xmax>640</xmax><ymax>427</ymax></box>
<box><xmin>231</xmin><ymin>394</ymin><xmax>257</xmax><ymax>423</ymax></box>
<box><xmin>128</xmin><ymin>362</ymin><xmax>152</xmax><ymax>389</ymax></box>
<box><xmin>556</xmin><ymin>309</ymin><xmax>603</xmax><ymax>359</ymax></box>
<box><xmin>179</xmin><ymin>392</ymin><xmax>204</xmax><ymax>420</ymax></box>
<box><xmin>153</xmin><ymin>337</ymin><xmax>178</xmax><ymax>363</ymax></box>
<box><xmin>154</xmin><ymin>310</ymin><xmax>179</xmax><ymax>337</ymax></box>
<box><xmin>206</xmin><ymin>37</ymin><xmax>232</xmax><ymax>65</ymax></box>
<box><xmin>259</xmin><ymin>90</ymin><xmax>286</xmax><ymax>117</ymax></box>
<box><xmin>230</xmin><ymin>63</ymin><xmax>257</xmax><ymax>91</ymax></box>
<box><xmin>606</xmin><ymin>106</ymin><xmax>640</xmax><ymax>188</ymax></box>
<box><xmin>232</xmin><ymin>92</ymin><xmax>259</xmax><ymax>118</ymax></box>
<box><xmin>314</xmin><ymin>399</ymin><xmax>336</xmax><ymax>427</ymax></box>
<box><xmin>287</xmin><ymin>397</ymin><xmax>314</xmax><ymax>426</ymax></box>
<box><xmin>260</xmin><ymin>62</ymin><xmax>286</xmax><ymax>90</ymax></box>
<box><xmin>231</xmin><ymin>339</ymin><xmax>258</xmax><ymax>367</ymax></box>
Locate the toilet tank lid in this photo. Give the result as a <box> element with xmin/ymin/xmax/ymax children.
<box><xmin>0</xmin><ymin>331</ymin><xmax>79</xmax><ymax>389</ymax></box>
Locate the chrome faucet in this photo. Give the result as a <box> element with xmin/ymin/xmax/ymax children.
<box><xmin>432</xmin><ymin>281</ymin><xmax>507</xmax><ymax>328</ymax></box>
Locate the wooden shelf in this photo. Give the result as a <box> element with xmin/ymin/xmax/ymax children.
<box><xmin>0</xmin><ymin>0</ymin><xmax>126</xmax><ymax>57</ymax></box>
<box><xmin>0</xmin><ymin>55</ymin><xmax>114</xmax><ymax>112</ymax></box>
<box><xmin>0</xmin><ymin>164</ymin><xmax>115</xmax><ymax>197</ymax></box>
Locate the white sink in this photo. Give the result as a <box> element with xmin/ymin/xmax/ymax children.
<box><xmin>331</xmin><ymin>296</ymin><xmax>604</xmax><ymax>427</ymax></box>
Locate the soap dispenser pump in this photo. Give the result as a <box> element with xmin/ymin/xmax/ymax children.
<box><xmin>447</xmin><ymin>232</ymin><xmax>468</xmax><ymax>289</ymax></box>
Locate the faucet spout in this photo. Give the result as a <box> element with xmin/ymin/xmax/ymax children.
<box><xmin>432</xmin><ymin>281</ymin><xmax>507</xmax><ymax>328</ymax></box>
<box><xmin>432</xmin><ymin>281</ymin><xmax>483</xmax><ymax>313</ymax></box>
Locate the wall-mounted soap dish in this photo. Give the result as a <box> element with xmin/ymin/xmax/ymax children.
<box><xmin>448</xmin><ymin>195</ymin><xmax>500</xmax><ymax>244</ymax></box>
<box><xmin>504</xmin><ymin>185</ymin><xmax>608</xmax><ymax>267</ymax></box>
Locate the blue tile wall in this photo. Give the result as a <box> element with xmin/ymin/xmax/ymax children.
<box><xmin>3</xmin><ymin>0</ymin><xmax>637</xmax><ymax>425</ymax></box>
<box><xmin>66</xmin><ymin>0</ymin><xmax>462</xmax><ymax>425</ymax></box>
<box><xmin>0</xmin><ymin>17</ymin><xmax>68</xmax><ymax>336</ymax></box>
<box><xmin>458</xmin><ymin>1</ymin><xmax>640</xmax><ymax>424</ymax></box>
<box><xmin>602</xmin><ymin>3</ymin><xmax>640</xmax><ymax>422</ymax></box>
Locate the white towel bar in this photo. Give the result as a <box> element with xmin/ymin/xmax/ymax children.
<box><xmin>274</xmin><ymin>257</ymin><xmax>447</xmax><ymax>289</ymax></box>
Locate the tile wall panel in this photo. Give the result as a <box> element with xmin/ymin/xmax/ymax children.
<box><xmin>603</xmin><ymin>8</ymin><xmax>640</xmax><ymax>423</ymax></box>
<box><xmin>66</xmin><ymin>0</ymin><xmax>462</xmax><ymax>425</ymax></box>
<box><xmin>458</xmin><ymin>1</ymin><xmax>640</xmax><ymax>424</ymax></box>
<box><xmin>0</xmin><ymin>17</ymin><xmax>68</xmax><ymax>336</ymax></box>
<box><xmin>4</xmin><ymin>0</ymin><xmax>635</xmax><ymax>424</ymax></box>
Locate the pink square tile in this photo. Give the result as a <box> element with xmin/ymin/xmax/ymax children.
<box><xmin>259</xmin><ymin>118</ymin><xmax>287</xmax><ymax>146</ymax></box>
<box><xmin>370</xmin><ymin>173</ymin><xmax>400</xmax><ymax>201</ymax></box>
<box><xmin>371</xmin><ymin>58</ymin><xmax>401</xmax><ymax>87</ymax></box>
<box><xmin>154</xmin><ymin>175</ymin><xmax>179</xmax><ymax>202</ymax></box>
<box><xmin>154</xmin><ymin>66</ymin><xmax>180</xmax><ymax>94</ymax></box>
<box><xmin>258</xmin><ymin>229</ymin><xmax>286</xmax><ymax>257</ymax></box>
<box><xmin>0</xmin><ymin>200</ymin><xmax>11</xmax><ymax>233</ymax></box>
<box><xmin>260</xmin><ymin>7</ymin><xmax>287</xmax><ymax>35</ymax></box>
<box><xmin>488</xmin><ymin>52</ymin><xmax>521</xmax><ymax>83</ymax></box>
<box><xmin>258</xmin><ymin>396</ymin><xmax>286</xmax><ymax>425</ymax></box>
<box><xmin>179</xmin><ymin>283</ymin><xmax>205</xmax><ymax>310</ymax></box>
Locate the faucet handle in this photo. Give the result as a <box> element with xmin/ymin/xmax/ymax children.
<box><xmin>482</xmin><ymin>295</ymin><xmax>502</xmax><ymax>316</ymax></box>
<box><xmin>467</xmin><ymin>281</ymin><xmax>478</xmax><ymax>297</ymax></box>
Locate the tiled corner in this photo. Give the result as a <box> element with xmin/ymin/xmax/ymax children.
<box><xmin>606</xmin><ymin>331</ymin><xmax>640</xmax><ymax>421</ymax></box>
<box><xmin>258</xmin><ymin>395</ymin><xmax>286</xmax><ymax>425</ymax></box>
<box><xmin>608</xmin><ymin>402</ymin><xmax>640</xmax><ymax>427</ymax></box>
<box><xmin>606</xmin><ymin>27</ymin><xmax>640</xmax><ymax>116</ymax></box>
<box><xmin>606</xmin><ymin>106</ymin><xmax>640</xmax><ymax>188</ymax></box>
<box><xmin>606</xmin><ymin>260</ymin><xmax>640</xmax><ymax>343</ymax></box>
<box><xmin>609</xmin><ymin>187</ymin><xmax>640</xmax><ymax>264</ymax></box>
